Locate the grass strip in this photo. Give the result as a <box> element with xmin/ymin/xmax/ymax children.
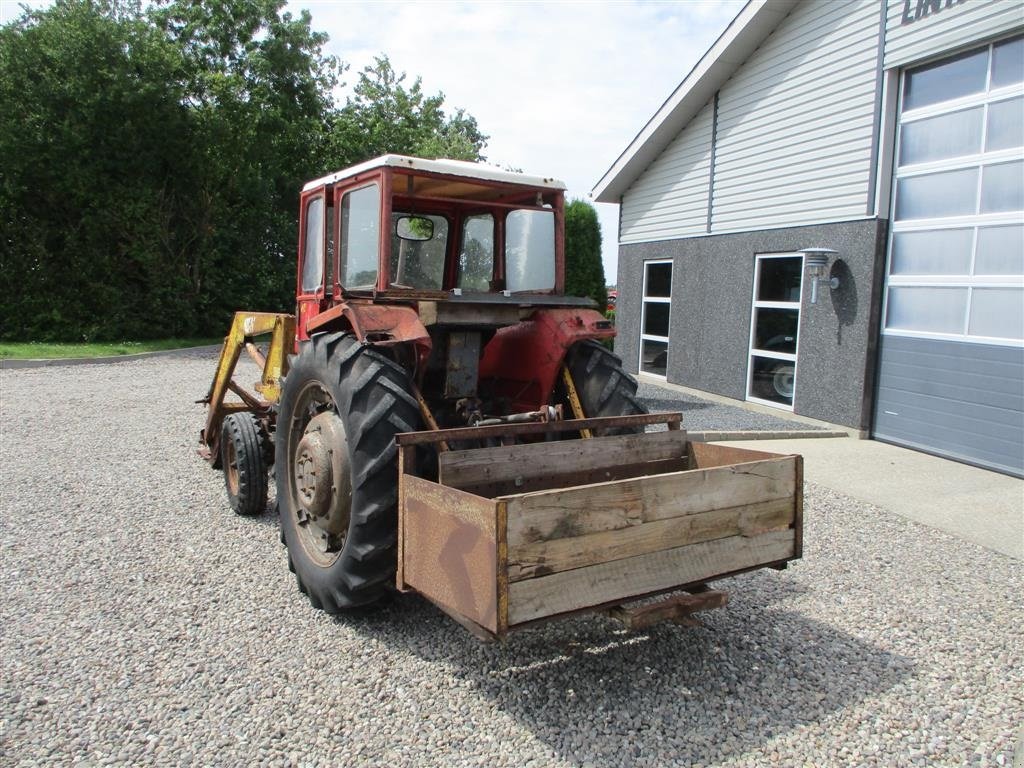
<box><xmin>0</xmin><ymin>338</ymin><xmax>222</xmax><ymax>359</ymax></box>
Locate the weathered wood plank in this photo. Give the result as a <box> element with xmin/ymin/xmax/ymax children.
<box><xmin>505</xmin><ymin>455</ymin><xmax>797</xmax><ymax>547</ymax></box>
<box><xmin>507</xmin><ymin>529</ymin><xmax>795</xmax><ymax>625</ymax></box>
<box><xmin>607</xmin><ymin>589</ymin><xmax>729</xmax><ymax>631</ymax></box>
<box><xmin>507</xmin><ymin>497</ymin><xmax>794</xmax><ymax>581</ymax></box>
<box><xmin>690</xmin><ymin>441</ymin><xmax>796</xmax><ymax>468</ymax></box>
<box><xmin>401</xmin><ymin>475</ymin><xmax>500</xmax><ymax>633</ymax></box>
<box><xmin>439</xmin><ymin>430</ymin><xmax>689</xmax><ymax>492</ymax></box>
<box><xmin>457</xmin><ymin>457</ymin><xmax>690</xmax><ymax>499</ymax></box>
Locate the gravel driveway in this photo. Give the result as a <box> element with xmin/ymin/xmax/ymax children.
<box><xmin>2</xmin><ymin>351</ymin><xmax>1021</xmax><ymax>767</ymax></box>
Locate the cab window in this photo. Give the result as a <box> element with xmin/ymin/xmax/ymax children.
<box><xmin>301</xmin><ymin>196</ymin><xmax>324</xmax><ymax>293</ymax></box>
<box><xmin>390</xmin><ymin>213</ymin><xmax>449</xmax><ymax>289</ymax></box>
<box><xmin>506</xmin><ymin>209</ymin><xmax>555</xmax><ymax>292</ymax></box>
<box><xmin>459</xmin><ymin>214</ymin><xmax>494</xmax><ymax>292</ymax></box>
<box><xmin>340</xmin><ymin>184</ymin><xmax>380</xmax><ymax>289</ymax></box>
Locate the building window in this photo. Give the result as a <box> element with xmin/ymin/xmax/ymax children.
<box><xmin>639</xmin><ymin>260</ymin><xmax>672</xmax><ymax>377</ymax></box>
<box><xmin>887</xmin><ymin>35</ymin><xmax>1024</xmax><ymax>344</ymax></box>
<box><xmin>747</xmin><ymin>254</ymin><xmax>803</xmax><ymax>409</ymax></box>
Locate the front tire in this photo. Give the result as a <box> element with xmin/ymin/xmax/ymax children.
<box><xmin>275</xmin><ymin>333</ymin><xmax>420</xmax><ymax>613</ymax></box>
<box><xmin>221</xmin><ymin>412</ymin><xmax>269</xmax><ymax>516</ymax></box>
<box><xmin>564</xmin><ymin>340</ymin><xmax>648</xmax><ymax>436</ymax></box>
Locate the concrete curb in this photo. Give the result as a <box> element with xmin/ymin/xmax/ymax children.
<box><xmin>0</xmin><ymin>344</ymin><xmax>222</xmax><ymax>370</ymax></box>
<box><xmin>689</xmin><ymin>429</ymin><xmax>849</xmax><ymax>442</ymax></box>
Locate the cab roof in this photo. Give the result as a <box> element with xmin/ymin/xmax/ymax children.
<box><xmin>302</xmin><ymin>154</ymin><xmax>567</xmax><ymax>194</ymax></box>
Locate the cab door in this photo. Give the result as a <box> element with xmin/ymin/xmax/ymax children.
<box><xmin>296</xmin><ymin>190</ymin><xmax>328</xmax><ymax>340</ymax></box>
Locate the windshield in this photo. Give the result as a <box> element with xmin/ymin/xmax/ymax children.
<box><xmin>389</xmin><ymin>213</ymin><xmax>449</xmax><ymax>289</ymax></box>
<box><xmin>505</xmin><ymin>209</ymin><xmax>555</xmax><ymax>292</ymax></box>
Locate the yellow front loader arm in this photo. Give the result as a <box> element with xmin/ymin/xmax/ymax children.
<box><xmin>198</xmin><ymin>312</ymin><xmax>295</xmax><ymax>465</ymax></box>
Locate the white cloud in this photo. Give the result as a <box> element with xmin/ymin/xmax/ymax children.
<box><xmin>1</xmin><ymin>0</ymin><xmax>744</xmax><ymax>281</ymax></box>
<box><xmin>299</xmin><ymin>0</ymin><xmax>744</xmax><ymax>282</ymax></box>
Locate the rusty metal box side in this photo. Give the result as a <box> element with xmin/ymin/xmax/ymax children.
<box><xmin>399</xmin><ymin>474</ymin><xmax>501</xmax><ymax>634</ymax></box>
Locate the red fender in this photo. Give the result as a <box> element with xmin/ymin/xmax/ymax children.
<box><xmin>478</xmin><ymin>308</ymin><xmax>615</xmax><ymax>412</ymax></box>
<box><xmin>305</xmin><ymin>301</ymin><xmax>432</xmax><ymax>368</ymax></box>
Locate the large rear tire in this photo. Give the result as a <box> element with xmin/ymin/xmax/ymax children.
<box><xmin>564</xmin><ymin>340</ymin><xmax>648</xmax><ymax>436</ymax></box>
<box><xmin>275</xmin><ymin>333</ymin><xmax>420</xmax><ymax>613</ymax></box>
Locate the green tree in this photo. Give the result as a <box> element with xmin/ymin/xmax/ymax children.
<box><xmin>329</xmin><ymin>55</ymin><xmax>487</xmax><ymax>166</ymax></box>
<box><xmin>0</xmin><ymin>3</ymin><xmax>489</xmax><ymax>342</ymax></box>
<box><xmin>0</xmin><ymin>0</ymin><xmax>195</xmax><ymax>340</ymax></box>
<box><xmin>564</xmin><ymin>199</ymin><xmax>607</xmax><ymax>310</ymax></box>
<box><xmin>149</xmin><ymin>0</ymin><xmax>341</xmax><ymax>331</ymax></box>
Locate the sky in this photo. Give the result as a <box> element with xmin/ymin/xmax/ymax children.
<box><xmin>0</xmin><ymin>0</ymin><xmax>745</xmax><ymax>282</ymax></box>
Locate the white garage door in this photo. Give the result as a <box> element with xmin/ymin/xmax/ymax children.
<box><xmin>875</xmin><ymin>35</ymin><xmax>1024</xmax><ymax>477</ymax></box>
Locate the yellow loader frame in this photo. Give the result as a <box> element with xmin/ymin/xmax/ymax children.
<box><xmin>198</xmin><ymin>312</ymin><xmax>295</xmax><ymax>465</ymax></box>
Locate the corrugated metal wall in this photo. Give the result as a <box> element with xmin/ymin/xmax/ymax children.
<box><xmin>711</xmin><ymin>0</ymin><xmax>881</xmax><ymax>232</ymax></box>
<box><xmin>620</xmin><ymin>103</ymin><xmax>714</xmax><ymax>245</ymax></box>
<box><xmin>874</xmin><ymin>335</ymin><xmax>1024</xmax><ymax>476</ymax></box>
<box><xmin>885</xmin><ymin>0</ymin><xmax>1024</xmax><ymax>68</ymax></box>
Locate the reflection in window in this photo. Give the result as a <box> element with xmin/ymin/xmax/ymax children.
<box><xmin>887</xmin><ymin>36</ymin><xmax>1024</xmax><ymax>345</ymax></box>
<box><xmin>643</xmin><ymin>302</ymin><xmax>670</xmax><ymax>337</ymax></box>
<box><xmin>645</xmin><ymin>263</ymin><xmax>672</xmax><ymax>297</ymax></box>
<box><xmin>640</xmin><ymin>260</ymin><xmax>672</xmax><ymax>378</ymax></box>
<box><xmin>899</xmin><ymin>107</ymin><xmax>982</xmax><ymax>166</ymax></box>
<box><xmin>903</xmin><ymin>48</ymin><xmax>987</xmax><ymax>111</ymax></box>
<box><xmin>992</xmin><ymin>36</ymin><xmax>1024</xmax><ymax>89</ymax></box>
<box><xmin>986</xmin><ymin>97</ymin><xmax>1024</xmax><ymax>152</ymax></box>
<box><xmin>895</xmin><ymin>168</ymin><xmax>978</xmax><ymax>220</ymax></box>
<box><xmin>389</xmin><ymin>214</ymin><xmax>448</xmax><ymax>289</ymax></box>
<box><xmin>757</xmin><ymin>257</ymin><xmax>802</xmax><ymax>302</ymax></box>
<box><xmin>976</xmin><ymin>225</ymin><xmax>1024</xmax><ymax>275</ymax></box>
<box><xmin>302</xmin><ymin>197</ymin><xmax>324</xmax><ymax>293</ymax></box>
<box><xmin>641</xmin><ymin>340</ymin><xmax>668</xmax><ymax>378</ymax></box>
<box><xmin>969</xmin><ymin>288</ymin><xmax>1024</xmax><ymax>339</ymax></box>
<box><xmin>891</xmin><ymin>230</ymin><xmax>973</xmax><ymax>275</ymax></box>
<box><xmin>340</xmin><ymin>184</ymin><xmax>380</xmax><ymax>289</ymax></box>
<box><xmin>460</xmin><ymin>215</ymin><xmax>494</xmax><ymax>292</ymax></box>
<box><xmin>506</xmin><ymin>210</ymin><xmax>555</xmax><ymax>292</ymax></box>
<box><xmin>753</xmin><ymin>309</ymin><xmax>798</xmax><ymax>353</ymax></box>
<box><xmin>980</xmin><ymin>161</ymin><xmax>1024</xmax><ymax>213</ymax></box>
<box><xmin>887</xmin><ymin>287</ymin><xmax>968</xmax><ymax>334</ymax></box>
<box><xmin>750</xmin><ymin>355</ymin><xmax>795</xmax><ymax>406</ymax></box>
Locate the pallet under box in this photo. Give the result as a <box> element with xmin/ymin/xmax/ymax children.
<box><xmin>396</xmin><ymin>419</ymin><xmax>803</xmax><ymax>640</ymax></box>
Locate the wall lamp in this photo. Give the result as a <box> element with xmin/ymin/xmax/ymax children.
<box><xmin>800</xmin><ymin>247</ymin><xmax>839</xmax><ymax>305</ymax></box>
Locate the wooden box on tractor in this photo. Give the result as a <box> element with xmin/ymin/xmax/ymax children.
<box><xmin>396</xmin><ymin>416</ymin><xmax>802</xmax><ymax>640</ymax></box>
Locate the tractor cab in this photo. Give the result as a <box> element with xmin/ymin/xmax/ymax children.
<box><xmin>295</xmin><ymin>155</ymin><xmax>592</xmax><ymax>339</ymax></box>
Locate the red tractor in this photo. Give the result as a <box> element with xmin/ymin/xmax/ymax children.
<box><xmin>200</xmin><ymin>156</ymin><xmax>802</xmax><ymax>639</ymax></box>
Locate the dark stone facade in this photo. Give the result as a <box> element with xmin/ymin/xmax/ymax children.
<box><xmin>615</xmin><ymin>218</ymin><xmax>889</xmax><ymax>431</ymax></box>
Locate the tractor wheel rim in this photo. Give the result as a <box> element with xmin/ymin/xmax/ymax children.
<box><xmin>773</xmin><ymin>366</ymin><xmax>795</xmax><ymax>399</ymax></box>
<box><xmin>288</xmin><ymin>381</ymin><xmax>347</xmax><ymax>568</ymax></box>
<box><xmin>225</xmin><ymin>440</ymin><xmax>240</xmax><ymax>496</ymax></box>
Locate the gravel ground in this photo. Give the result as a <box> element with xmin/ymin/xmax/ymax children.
<box><xmin>636</xmin><ymin>381</ymin><xmax>826</xmax><ymax>434</ymax></box>
<box><xmin>2</xmin><ymin>350</ymin><xmax>1022</xmax><ymax>767</ymax></box>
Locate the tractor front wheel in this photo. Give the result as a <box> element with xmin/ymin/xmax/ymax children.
<box><xmin>275</xmin><ymin>333</ymin><xmax>420</xmax><ymax>613</ymax></box>
<box><xmin>221</xmin><ymin>412</ymin><xmax>269</xmax><ymax>516</ymax></box>
<box><xmin>564</xmin><ymin>340</ymin><xmax>648</xmax><ymax>435</ymax></box>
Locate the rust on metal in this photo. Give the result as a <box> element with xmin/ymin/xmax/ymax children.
<box><xmin>198</xmin><ymin>311</ymin><xmax>294</xmax><ymax>464</ymax></box>
<box><xmin>400</xmin><ymin>475</ymin><xmax>500</xmax><ymax>633</ymax></box>
<box><xmin>396</xmin><ymin>412</ymin><xmax>682</xmax><ymax>446</ymax></box>
<box><xmin>244</xmin><ymin>342</ymin><xmax>267</xmax><ymax>369</ymax></box>
<box><xmin>560</xmin><ymin>365</ymin><xmax>592</xmax><ymax>438</ymax></box>
<box><xmin>410</xmin><ymin>382</ymin><xmax>449</xmax><ymax>453</ymax></box>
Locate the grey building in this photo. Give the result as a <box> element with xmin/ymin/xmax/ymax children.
<box><xmin>594</xmin><ymin>0</ymin><xmax>1024</xmax><ymax>477</ymax></box>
